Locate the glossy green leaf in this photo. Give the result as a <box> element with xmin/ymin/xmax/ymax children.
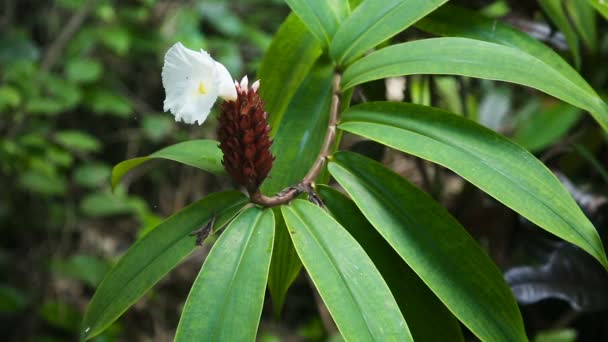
<box><xmin>341</xmin><ymin>37</ymin><xmax>608</xmax><ymax>132</ymax></box>
<box><xmin>257</xmin><ymin>14</ymin><xmax>322</xmax><ymax>132</ymax></box>
<box><xmin>81</xmin><ymin>191</ymin><xmax>247</xmax><ymax>340</ymax></box>
<box><xmin>284</xmin><ymin>0</ymin><xmax>349</xmax><ymax>47</ymax></box>
<box><xmin>339</xmin><ymin>102</ymin><xmax>608</xmax><ymax>268</ymax></box>
<box><xmin>111</xmin><ymin>139</ymin><xmax>224</xmax><ymax>190</ymax></box>
<box><xmin>330</xmin><ymin>0</ymin><xmax>448</xmax><ymax>66</ymax></box>
<box><xmin>415</xmin><ymin>4</ymin><xmax>595</xmax><ymax>95</ymax></box>
<box><xmin>538</xmin><ymin>0</ymin><xmax>581</xmax><ymax>67</ymax></box>
<box><xmin>317</xmin><ymin>185</ymin><xmax>463</xmax><ymax>342</ymax></box>
<box><xmin>261</xmin><ymin>62</ymin><xmax>334</xmax><ymax>194</ymax></box>
<box><xmin>175</xmin><ymin>207</ymin><xmax>274</xmax><ymax>341</ymax></box>
<box><xmin>565</xmin><ymin>0</ymin><xmax>597</xmax><ymax>50</ymax></box>
<box><xmin>512</xmin><ymin>103</ymin><xmax>582</xmax><ymax>152</ymax></box>
<box><xmin>281</xmin><ymin>200</ymin><xmax>412</xmax><ymax>341</ymax></box>
<box><xmin>329</xmin><ymin>151</ymin><xmax>526</xmax><ymax>341</ymax></box>
<box><xmin>267</xmin><ymin>208</ymin><xmax>302</xmax><ymax>316</ymax></box>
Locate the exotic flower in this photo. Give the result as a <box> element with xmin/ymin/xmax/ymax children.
<box><xmin>217</xmin><ymin>76</ymin><xmax>274</xmax><ymax>194</ymax></box>
<box><xmin>161</xmin><ymin>42</ymin><xmax>237</xmax><ymax>125</ymax></box>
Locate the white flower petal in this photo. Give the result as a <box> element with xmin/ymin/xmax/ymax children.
<box><xmin>240</xmin><ymin>75</ymin><xmax>249</xmax><ymax>90</ymax></box>
<box><xmin>214</xmin><ymin>61</ymin><xmax>237</xmax><ymax>101</ymax></box>
<box><xmin>161</xmin><ymin>42</ymin><xmax>234</xmax><ymax>125</ymax></box>
<box><xmin>251</xmin><ymin>79</ymin><xmax>260</xmax><ymax>92</ymax></box>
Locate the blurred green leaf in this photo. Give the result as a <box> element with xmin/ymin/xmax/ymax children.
<box><xmin>534</xmin><ymin>329</ymin><xmax>577</xmax><ymax>342</ymax></box>
<box><xmin>55</xmin><ymin>131</ymin><xmax>101</xmax><ymax>153</ymax></box>
<box><xmin>329</xmin><ymin>151</ymin><xmax>526</xmax><ymax>341</ymax></box>
<box><xmin>19</xmin><ymin>170</ymin><xmax>67</xmax><ymax>196</ymax></box>
<box><xmin>0</xmin><ymin>32</ymin><xmax>39</xmax><ymax>65</ymax></box>
<box><xmin>330</xmin><ymin>0</ymin><xmax>448</xmax><ymax>66</ymax></box>
<box><xmin>588</xmin><ymin>0</ymin><xmax>608</xmax><ymax>19</ymax></box>
<box><xmin>538</xmin><ymin>0</ymin><xmax>581</xmax><ymax>67</ymax></box>
<box><xmin>0</xmin><ymin>285</ymin><xmax>28</xmax><ymax>313</ymax></box>
<box><xmin>513</xmin><ymin>103</ymin><xmax>582</xmax><ymax>152</ymax></box>
<box><xmin>175</xmin><ymin>208</ymin><xmax>274</xmax><ymax>341</ymax></box>
<box><xmin>39</xmin><ymin>301</ymin><xmax>81</xmax><ymax>331</ymax></box>
<box><xmin>99</xmin><ymin>27</ymin><xmax>131</xmax><ymax>55</ymax></box>
<box><xmin>111</xmin><ymin>139</ymin><xmax>224</xmax><ymax>190</ymax></box>
<box><xmin>80</xmin><ymin>192</ymin><xmax>141</xmax><ymax>217</ymax></box>
<box><xmin>81</xmin><ymin>191</ymin><xmax>247</xmax><ymax>340</ymax></box>
<box><xmin>86</xmin><ymin>89</ymin><xmax>132</xmax><ymax>117</ymax></box>
<box><xmin>66</xmin><ymin>58</ymin><xmax>103</xmax><ymax>83</ymax></box>
<box><xmin>341</xmin><ymin>37</ymin><xmax>608</xmax><ymax>132</ymax></box>
<box><xmin>339</xmin><ymin>102</ymin><xmax>608</xmax><ymax>268</ymax></box>
<box><xmin>0</xmin><ymin>86</ymin><xmax>21</xmax><ymax>111</ymax></box>
<box><xmin>565</xmin><ymin>0</ymin><xmax>597</xmax><ymax>51</ymax></box>
<box><xmin>281</xmin><ymin>200</ymin><xmax>413</xmax><ymax>341</ymax></box>
<box><xmin>141</xmin><ymin>114</ymin><xmax>173</xmax><ymax>142</ymax></box>
<box><xmin>51</xmin><ymin>254</ymin><xmax>111</xmax><ymax>287</ymax></box>
<box><xmin>74</xmin><ymin>163</ymin><xmax>111</xmax><ymax>188</ymax></box>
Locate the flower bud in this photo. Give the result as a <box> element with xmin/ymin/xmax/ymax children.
<box><xmin>217</xmin><ymin>77</ymin><xmax>274</xmax><ymax>194</ymax></box>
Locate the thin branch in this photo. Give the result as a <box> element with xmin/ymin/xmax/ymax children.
<box><xmin>251</xmin><ymin>73</ymin><xmax>342</xmax><ymax>207</ymax></box>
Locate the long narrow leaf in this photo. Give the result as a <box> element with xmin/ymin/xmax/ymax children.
<box><xmin>284</xmin><ymin>0</ymin><xmax>350</xmax><ymax>47</ymax></box>
<box><xmin>329</xmin><ymin>0</ymin><xmax>448</xmax><ymax>66</ymax></box>
<box><xmin>538</xmin><ymin>0</ymin><xmax>581</xmax><ymax>67</ymax></box>
<box><xmin>258</xmin><ymin>14</ymin><xmax>322</xmax><ymax>132</ymax></box>
<box><xmin>318</xmin><ymin>185</ymin><xmax>463</xmax><ymax>342</ymax></box>
<box><xmin>111</xmin><ymin>140</ymin><xmax>224</xmax><ymax>190</ymax></box>
<box><xmin>81</xmin><ymin>191</ymin><xmax>248</xmax><ymax>340</ymax></box>
<box><xmin>282</xmin><ymin>200</ymin><xmax>412</xmax><ymax>341</ymax></box>
<box><xmin>341</xmin><ymin>37</ymin><xmax>608</xmax><ymax>131</ymax></box>
<box><xmin>175</xmin><ymin>207</ymin><xmax>274</xmax><ymax>341</ymax></box>
<box><xmin>415</xmin><ymin>4</ymin><xmax>595</xmax><ymax>94</ymax></box>
<box><xmin>338</xmin><ymin>102</ymin><xmax>608</xmax><ymax>269</ymax></box>
<box><xmin>328</xmin><ymin>151</ymin><xmax>527</xmax><ymax>341</ymax></box>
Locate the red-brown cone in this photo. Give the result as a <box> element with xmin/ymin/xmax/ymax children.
<box><xmin>217</xmin><ymin>80</ymin><xmax>274</xmax><ymax>194</ymax></box>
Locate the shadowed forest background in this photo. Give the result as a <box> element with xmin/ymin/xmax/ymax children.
<box><xmin>1</xmin><ymin>0</ymin><xmax>608</xmax><ymax>341</ymax></box>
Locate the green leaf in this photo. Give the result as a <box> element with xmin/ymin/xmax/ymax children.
<box><xmin>341</xmin><ymin>37</ymin><xmax>608</xmax><ymax>132</ymax></box>
<box><xmin>257</xmin><ymin>14</ymin><xmax>322</xmax><ymax>132</ymax></box>
<box><xmin>74</xmin><ymin>163</ymin><xmax>111</xmax><ymax>188</ymax></box>
<box><xmin>588</xmin><ymin>0</ymin><xmax>608</xmax><ymax>20</ymax></box>
<box><xmin>328</xmin><ymin>151</ymin><xmax>527</xmax><ymax>341</ymax></box>
<box><xmin>0</xmin><ymin>285</ymin><xmax>28</xmax><ymax>313</ymax></box>
<box><xmin>66</xmin><ymin>58</ymin><xmax>103</xmax><ymax>83</ymax></box>
<box><xmin>81</xmin><ymin>191</ymin><xmax>247</xmax><ymax>340</ymax></box>
<box><xmin>565</xmin><ymin>0</ymin><xmax>597</xmax><ymax>51</ymax></box>
<box><xmin>329</xmin><ymin>0</ymin><xmax>448</xmax><ymax>66</ymax></box>
<box><xmin>55</xmin><ymin>131</ymin><xmax>101</xmax><ymax>153</ymax></box>
<box><xmin>284</xmin><ymin>0</ymin><xmax>350</xmax><ymax>47</ymax></box>
<box><xmin>538</xmin><ymin>0</ymin><xmax>581</xmax><ymax>67</ymax></box>
<box><xmin>512</xmin><ymin>103</ymin><xmax>582</xmax><ymax>152</ymax></box>
<box><xmin>317</xmin><ymin>185</ymin><xmax>463</xmax><ymax>342</ymax></box>
<box><xmin>267</xmin><ymin>208</ymin><xmax>302</xmax><ymax>316</ymax></box>
<box><xmin>175</xmin><ymin>207</ymin><xmax>274</xmax><ymax>341</ymax></box>
<box><xmin>281</xmin><ymin>200</ymin><xmax>412</xmax><ymax>341</ymax></box>
<box><xmin>415</xmin><ymin>4</ymin><xmax>596</xmax><ymax>94</ymax></box>
<box><xmin>51</xmin><ymin>254</ymin><xmax>110</xmax><ymax>288</ymax></box>
<box><xmin>111</xmin><ymin>140</ymin><xmax>224</xmax><ymax>190</ymax></box>
<box><xmin>261</xmin><ymin>62</ymin><xmax>334</xmax><ymax>194</ymax></box>
<box><xmin>338</xmin><ymin>102</ymin><xmax>608</xmax><ymax>269</ymax></box>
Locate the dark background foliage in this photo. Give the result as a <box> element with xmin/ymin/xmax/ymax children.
<box><xmin>1</xmin><ymin>0</ymin><xmax>607</xmax><ymax>341</ymax></box>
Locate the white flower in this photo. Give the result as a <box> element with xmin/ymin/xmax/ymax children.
<box><xmin>161</xmin><ymin>42</ymin><xmax>237</xmax><ymax>125</ymax></box>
